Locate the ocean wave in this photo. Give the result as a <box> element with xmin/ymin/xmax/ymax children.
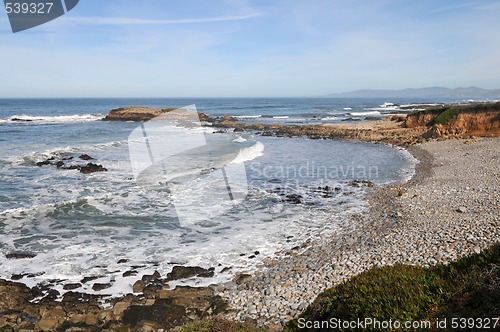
<box><xmin>5</xmin><ymin>139</ymin><xmax>130</xmax><ymax>166</ymax></box>
<box><xmin>230</xmin><ymin>141</ymin><xmax>264</xmax><ymax>164</ymax></box>
<box><xmin>2</xmin><ymin>114</ymin><xmax>105</xmax><ymax>124</ymax></box>
<box><xmin>233</xmin><ymin>115</ymin><xmax>262</xmax><ymax>119</ymax></box>
<box><xmin>347</xmin><ymin>111</ymin><xmax>383</xmax><ymax>117</ymax></box>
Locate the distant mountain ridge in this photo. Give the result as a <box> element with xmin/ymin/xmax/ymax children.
<box><xmin>326</xmin><ymin>87</ymin><xmax>500</xmax><ymax>98</ymax></box>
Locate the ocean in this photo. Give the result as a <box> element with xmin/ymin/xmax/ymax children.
<box><xmin>0</xmin><ymin>97</ymin><xmax>452</xmax><ymax>297</ymax></box>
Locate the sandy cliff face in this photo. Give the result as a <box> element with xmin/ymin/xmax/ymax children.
<box><xmin>404</xmin><ymin>105</ymin><xmax>500</xmax><ymax>138</ymax></box>
<box><xmin>433</xmin><ymin>111</ymin><xmax>500</xmax><ymax>137</ymax></box>
<box><xmin>404</xmin><ymin>112</ymin><xmax>438</xmax><ymax>128</ymax></box>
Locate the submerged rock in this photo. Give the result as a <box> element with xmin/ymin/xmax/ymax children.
<box><xmin>79</xmin><ymin>154</ymin><xmax>94</xmax><ymax>161</ymax></box>
<box><xmin>5</xmin><ymin>252</ymin><xmax>36</xmax><ymax>259</ymax></box>
<box><xmin>80</xmin><ymin>163</ymin><xmax>108</xmax><ymax>174</ymax></box>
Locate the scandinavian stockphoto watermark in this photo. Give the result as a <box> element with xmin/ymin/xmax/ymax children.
<box><xmin>3</xmin><ymin>0</ymin><xmax>79</xmax><ymax>33</ymax></box>
<box><xmin>127</xmin><ymin>105</ymin><xmax>249</xmax><ymax>226</ymax></box>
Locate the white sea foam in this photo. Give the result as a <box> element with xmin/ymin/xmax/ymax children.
<box><xmin>230</xmin><ymin>141</ymin><xmax>264</xmax><ymax>164</ymax></box>
<box><xmin>233</xmin><ymin>115</ymin><xmax>262</xmax><ymax>119</ymax></box>
<box><xmin>232</xmin><ymin>136</ymin><xmax>247</xmax><ymax>143</ymax></box>
<box><xmin>3</xmin><ymin>114</ymin><xmax>105</xmax><ymax>124</ymax></box>
<box><xmin>0</xmin><ymin>134</ymin><xmax>417</xmax><ymax>298</ymax></box>
<box><xmin>347</xmin><ymin>111</ymin><xmax>383</xmax><ymax>117</ymax></box>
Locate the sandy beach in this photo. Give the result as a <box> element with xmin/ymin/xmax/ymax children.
<box><xmin>218</xmin><ymin>136</ymin><xmax>500</xmax><ymax>328</ymax></box>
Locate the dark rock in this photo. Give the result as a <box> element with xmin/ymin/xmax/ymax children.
<box><xmin>350</xmin><ymin>180</ymin><xmax>374</xmax><ymax>187</ymax></box>
<box><xmin>11</xmin><ymin>274</ymin><xmax>24</xmax><ymax>280</ymax></box>
<box><xmin>122</xmin><ymin>301</ymin><xmax>186</xmax><ymax>330</ymax></box>
<box><xmin>117</xmin><ymin>259</ymin><xmax>129</xmax><ymax>264</ymax></box>
<box><xmin>35</xmin><ymin>157</ymin><xmax>55</xmax><ymax>167</ymax></box>
<box><xmin>123</xmin><ymin>270</ymin><xmax>138</xmax><ymax>277</ymax></box>
<box><xmin>6</xmin><ymin>252</ymin><xmax>36</xmax><ymax>259</ymax></box>
<box><xmin>62</xmin><ymin>156</ymin><xmax>74</xmax><ymax>161</ymax></box>
<box><xmin>364</xmin><ymin>116</ymin><xmax>381</xmax><ymax>121</ymax></box>
<box><xmin>81</xmin><ymin>276</ymin><xmax>101</xmax><ymax>284</ymax></box>
<box><xmin>63</xmin><ymin>283</ymin><xmax>82</xmax><ymax>290</ymax></box>
<box><xmin>220</xmin><ymin>267</ymin><xmax>232</xmax><ymax>273</ymax></box>
<box><xmin>92</xmin><ymin>283</ymin><xmax>112</xmax><ymax>291</ymax></box>
<box><xmin>80</xmin><ymin>163</ymin><xmax>107</xmax><ymax>174</ymax></box>
<box><xmin>131</xmin><ymin>265</ymin><xmax>146</xmax><ymax>269</ymax></box>
<box><xmin>43</xmin><ymin>289</ymin><xmax>60</xmax><ymax>301</ymax></box>
<box><xmin>197</xmin><ymin>271</ymin><xmax>215</xmax><ymax>278</ymax></box>
<box><xmin>61</xmin><ymin>291</ymin><xmax>101</xmax><ymax>305</ymax></box>
<box><xmin>285</xmin><ymin>194</ymin><xmax>302</xmax><ymax>204</ymax></box>
<box><xmin>141</xmin><ymin>271</ymin><xmax>161</xmax><ymax>283</ymax></box>
<box><xmin>342</xmin><ymin>117</ymin><xmax>362</xmax><ymax>122</ymax></box>
<box><xmin>166</xmin><ymin>266</ymin><xmax>212</xmax><ymax>281</ymax></box>
<box><xmin>79</xmin><ymin>154</ymin><xmax>94</xmax><ymax>161</ymax></box>
<box><xmin>11</xmin><ymin>118</ymin><xmax>33</xmax><ymax>122</ymax></box>
<box><xmin>36</xmin><ymin>160</ymin><xmax>50</xmax><ymax>167</ymax></box>
<box><xmin>26</xmin><ymin>272</ymin><xmax>45</xmax><ymax>278</ymax></box>
<box><xmin>62</xmin><ymin>165</ymin><xmax>81</xmax><ymax>171</ymax></box>
<box><xmin>55</xmin><ymin>161</ymin><xmax>65</xmax><ymax>168</ymax></box>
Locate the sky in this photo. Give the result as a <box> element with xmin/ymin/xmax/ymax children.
<box><xmin>0</xmin><ymin>0</ymin><xmax>499</xmax><ymax>97</ymax></box>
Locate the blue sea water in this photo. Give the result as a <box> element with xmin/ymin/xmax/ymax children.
<box><xmin>0</xmin><ymin>97</ymin><xmax>440</xmax><ymax>296</ymax></box>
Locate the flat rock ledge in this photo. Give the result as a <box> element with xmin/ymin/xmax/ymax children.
<box><xmin>103</xmin><ymin>106</ymin><xmax>213</xmax><ymax>122</ymax></box>
<box><xmin>0</xmin><ymin>275</ymin><xmax>227</xmax><ymax>331</ymax></box>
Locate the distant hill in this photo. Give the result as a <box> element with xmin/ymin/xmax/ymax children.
<box><xmin>326</xmin><ymin>87</ymin><xmax>500</xmax><ymax>98</ymax></box>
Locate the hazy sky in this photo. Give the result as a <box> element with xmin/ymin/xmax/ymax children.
<box><xmin>1</xmin><ymin>0</ymin><xmax>499</xmax><ymax>97</ymax></box>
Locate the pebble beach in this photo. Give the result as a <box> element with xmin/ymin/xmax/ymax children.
<box><xmin>217</xmin><ymin>137</ymin><xmax>500</xmax><ymax>328</ymax></box>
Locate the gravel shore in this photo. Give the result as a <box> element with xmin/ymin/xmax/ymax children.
<box><xmin>217</xmin><ymin>137</ymin><xmax>500</xmax><ymax>328</ymax></box>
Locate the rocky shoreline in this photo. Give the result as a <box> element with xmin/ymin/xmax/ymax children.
<box><xmin>214</xmin><ymin>137</ymin><xmax>499</xmax><ymax>329</ymax></box>
<box><xmin>1</xmin><ymin>105</ymin><xmax>499</xmax><ymax>331</ymax></box>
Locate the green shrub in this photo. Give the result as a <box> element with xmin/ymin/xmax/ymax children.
<box><xmin>434</xmin><ymin>107</ymin><xmax>460</xmax><ymax>125</ymax></box>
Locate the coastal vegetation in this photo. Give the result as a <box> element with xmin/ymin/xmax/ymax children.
<box><xmin>433</xmin><ymin>107</ymin><xmax>460</xmax><ymax>125</ymax></box>
<box><xmin>285</xmin><ymin>243</ymin><xmax>500</xmax><ymax>331</ymax></box>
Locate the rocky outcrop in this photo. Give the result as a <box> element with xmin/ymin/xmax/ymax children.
<box><xmin>214</xmin><ymin>116</ymin><xmax>428</xmax><ymax>146</ymax></box>
<box><xmin>212</xmin><ymin>102</ymin><xmax>500</xmax><ymax>145</ymax></box>
<box><xmin>34</xmin><ymin>154</ymin><xmax>108</xmax><ymax>174</ymax></box>
<box><xmin>166</xmin><ymin>266</ymin><xmax>214</xmax><ymax>281</ymax></box>
<box><xmin>103</xmin><ymin>107</ymin><xmax>170</xmax><ymax>121</ymax></box>
<box><xmin>103</xmin><ymin>106</ymin><xmax>213</xmax><ymax>122</ymax></box>
<box><xmin>404</xmin><ymin>102</ymin><xmax>500</xmax><ymax>138</ymax></box>
<box><xmin>431</xmin><ymin>110</ymin><xmax>500</xmax><ymax>137</ymax></box>
<box><xmin>79</xmin><ymin>163</ymin><xmax>108</xmax><ymax>174</ymax></box>
<box><xmin>0</xmin><ymin>276</ymin><xmax>226</xmax><ymax>331</ymax></box>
